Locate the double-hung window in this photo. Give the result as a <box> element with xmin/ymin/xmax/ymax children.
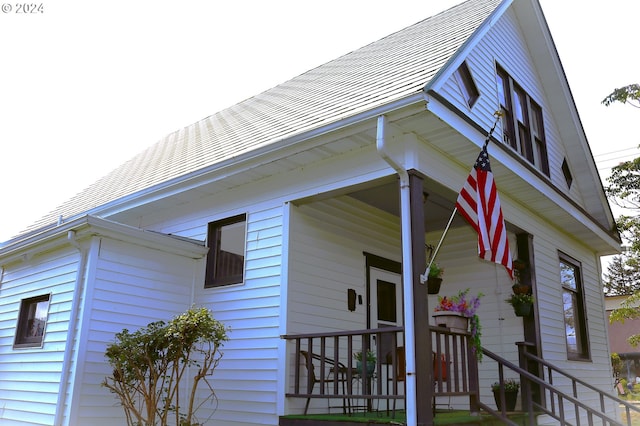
<box><xmin>559</xmin><ymin>253</ymin><xmax>590</xmax><ymax>360</ymax></box>
<box><xmin>205</xmin><ymin>214</ymin><xmax>247</xmax><ymax>288</ymax></box>
<box><xmin>496</xmin><ymin>66</ymin><xmax>550</xmax><ymax>175</ymax></box>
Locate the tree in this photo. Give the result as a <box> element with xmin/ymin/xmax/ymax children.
<box><xmin>603</xmin><ymin>83</ymin><xmax>640</xmax><ymax>348</ymax></box>
<box><xmin>603</xmin><ymin>251</ymin><xmax>640</xmax><ymax>296</ymax></box>
<box><xmin>102</xmin><ymin>307</ymin><xmax>229</xmax><ymax>426</ymax></box>
<box><xmin>602</xmin><ymin>84</ymin><xmax>640</xmax><ymax>108</ymax></box>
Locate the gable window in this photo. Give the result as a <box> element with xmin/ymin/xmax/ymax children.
<box><xmin>496</xmin><ymin>65</ymin><xmax>550</xmax><ymax>176</ymax></box>
<box><xmin>455</xmin><ymin>61</ymin><xmax>479</xmax><ymax>108</ymax></box>
<box><xmin>205</xmin><ymin>214</ymin><xmax>246</xmax><ymax>288</ymax></box>
<box><xmin>562</xmin><ymin>158</ymin><xmax>573</xmax><ymax>189</ymax></box>
<box><xmin>14</xmin><ymin>294</ymin><xmax>50</xmax><ymax>348</ymax></box>
<box><xmin>559</xmin><ymin>253</ymin><xmax>590</xmax><ymax>360</ymax></box>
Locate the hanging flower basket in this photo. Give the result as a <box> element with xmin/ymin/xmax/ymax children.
<box><xmin>513</xmin><ymin>302</ymin><xmax>533</xmax><ymax>317</ymax></box>
<box><xmin>505</xmin><ymin>293</ymin><xmax>534</xmax><ymax>317</ymax></box>
<box><xmin>432</xmin><ymin>311</ymin><xmax>469</xmax><ymax>333</ymax></box>
<box><xmin>426</xmin><ymin>262</ymin><xmax>443</xmax><ymax>294</ymax></box>
<box><xmin>511</xmin><ymin>283</ymin><xmax>531</xmax><ymax>295</ymax></box>
<box><xmin>427</xmin><ymin>277</ymin><xmax>442</xmax><ymax>294</ymax></box>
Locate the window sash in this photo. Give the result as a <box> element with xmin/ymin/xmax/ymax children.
<box><xmin>559</xmin><ymin>256</ymin><xmax>589</xmax><ymax>360</ymax></box>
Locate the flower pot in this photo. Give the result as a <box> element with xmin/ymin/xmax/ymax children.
<box><xmin>511</xmin><ymin>283</ymin><xmax>531</xmax><ymax>295</ymax></box>
<box><xmin>493</xmin><ymin>389</ymin><xmax>518</xmax><ymax>411</ymax></box>
<box><xmin>356</xmin><ymin>360</ymin><xmax>375</xmax><ymax>377</ymax></box>
<box><xmin>427</xmin><ymin>277</ymin><xmax>442</xmax><ymax>294</ymax></box>
<box><xmin>432</xmin><ymin>311</ymin><xmax>469</xmax><ymax>333</ymax></box>
<box><xmin>513</xmin><ymin>302</ymin><xmax>532</xmax><ymax>317</ymax></box>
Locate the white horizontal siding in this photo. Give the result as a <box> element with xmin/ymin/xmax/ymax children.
<box><xmin>425</xmin><ymin>225</ymin><xmax>521</xmax><ymax>409</ymax></box>
<box><xmin>184</xmin><ymin>204</ymin><xmax>285</xmax><ymax>426</ymax></box>
<box><xmin>286</xmin><ymin>196</ymin><xmax>401</xmax><ymax>414</ymax></box>
<box><xmin>0</xmin><ymin>248</ymin><xmax>80</xmax><ymax>426</ymax></box>
<box><xmin>506</xmin><ymin>199</ymin><xmax>617</xmax><ymax>419</ymax></box>
<box><xmin>438</xmin><ymin>8</ymin><xmax>586</xmax><ymax>207</ymax></box>
<box><xmin>289</xmin><ymin>196</ymin><xmax>401</xmax><ymax>335</ymax></box>
<box><xmin>69</xmin><ymin>236</ymin><xmax>202</xmax><ymax>426</ymax></box>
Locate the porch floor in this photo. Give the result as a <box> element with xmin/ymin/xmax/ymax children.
<box><xmin>279</xmin><ymin>409</ymin><xmax>530</xmax><ymax>425</ymax></box>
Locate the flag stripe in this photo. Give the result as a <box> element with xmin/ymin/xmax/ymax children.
<box><xmin>455</xmin><ymin>145</ymin><xmax>513</xmax><ymax>279</ymax></box>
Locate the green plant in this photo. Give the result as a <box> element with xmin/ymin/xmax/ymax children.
<box><xmin>102</xmin><ymin>307</ymin><xmax>229</xmax><ymax>426</ymax></box>
<box><xmin>428</xmin><ymin>263</ymin><xmax>443</xmax><ymax>279</ymax></box>
<box><xmin>354</xmin><ymin>349</ymin><xmax>376</xmax><ymax>363</ymax></box>
<box><xmin>505</xmin><ymin>293</ymin><xmax>534</xmax><ymax>306</ymax></box>
<box><xmin>435</xmin><ymin>289</ymin><xmax>484</xmax><ymax>360</ymax></box>
<box><xmin>492</xmin><ymin>379</ymin><xmax>519</xmax><ymax>392</ymax></box>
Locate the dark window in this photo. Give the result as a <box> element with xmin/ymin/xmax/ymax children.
<box><xmin>205</xmin><ymin>214</ymin><xmax>246</xmax><ymax>288</ymax></box>
<box><xmin>496</xmin><ymin>66</ymin><xmax>549</xmax><ymax>175</ymax></box>
<box><xmin>562</xmin><ymin>158</ymin><xmax>573</xmax><ymax>189</ymax></box>
<box><xmin>14</xmin><ymin>294</ymin><xmax>50</xmax><ymax>348</ymax></box>
<box><xmin>377</xmin><ymin>280</ymin><xmax>397</xmax><ymax>323</ymax></box>
<box><xmin>559</xmin><ymin>253</ymin><xmax>590</xmax><ymax>360</ymax></box>
<box><xmin>455</xmin><ymin>62</ymin><xmax>479</xmax><ymax>108</ymax></box>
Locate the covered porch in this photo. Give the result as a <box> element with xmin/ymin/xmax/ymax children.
<box><xmin>279</xmin><ymin>114</ymin><xmax>548</xmax><ymax>425</ymax></box>
<box><xmin>282</xmin><ymin>325</ymin><xmax>479</xmax><ymax>418</ymax></box>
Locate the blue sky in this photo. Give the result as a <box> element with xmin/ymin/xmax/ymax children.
<box><xmin>1</xmin><ymin>0</ymin><xmax>638</xmax><ymax>242</ymax></box>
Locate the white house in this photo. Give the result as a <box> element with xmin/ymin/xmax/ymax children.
<box><xmin>0</xmin><ymin>0</ymin><xmax>624</xmax><ymax>425</ymax></box>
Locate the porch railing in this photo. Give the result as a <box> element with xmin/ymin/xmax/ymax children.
<box><xmin>281</xmin><ymin>325</ymin><xmax>479</xmax><ymax>415</ymax></box>
<box><xmin>479</xmin><ymin>342</ymin><xmax>640</xmax><ymax>426</ymax></box>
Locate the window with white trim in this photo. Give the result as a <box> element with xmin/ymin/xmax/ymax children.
<box><xmin>14</xmin><ymin>294</ymin><xmax>50</xmax><ymax>348</ymax></box>
<box><xmin>205</xmin><ymin>214</ymin><xmax>247</xmax><ymax>288</ymax></box>
<box><xmin>496</xmin><ymin>65</ymin><xmax>550</xmax><ymax>175</ymax></box>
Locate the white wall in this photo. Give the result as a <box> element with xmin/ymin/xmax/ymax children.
<box><xmin>0</xmin><ymin>246</ymin><xmax>80</xmax><ymax>426</ymax></box>
<box><xmin>438</xmin><ymin>8</ymin><xmax>586</xmax><ymax>207</ymax></box>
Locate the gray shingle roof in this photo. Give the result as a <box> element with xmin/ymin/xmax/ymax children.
<box><xmin>25</xmin><ymin>0</ymin><xmax>501</xmax><ymax>235</ymax></box>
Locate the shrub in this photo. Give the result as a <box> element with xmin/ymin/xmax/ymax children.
<box><xmin>103</xmin><ymin>307</ymin><xmax>229</xmax><ymax>426</ymax></box>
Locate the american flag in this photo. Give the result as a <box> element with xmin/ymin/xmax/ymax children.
<box><xmin>455</xmin><ymin>144</ymin><xmax>513</xmax><ymax>279</ymax></box>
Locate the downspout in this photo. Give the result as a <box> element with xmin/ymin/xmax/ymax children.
<box><xmin>376</xmin><ymin>115</ymin><xmax>417</xmax><ymax>426</ymax></box>
<box><xmin>54</xmin><ymin>231</ymin><xmax>88</xmax><ymax>426</ymax></box>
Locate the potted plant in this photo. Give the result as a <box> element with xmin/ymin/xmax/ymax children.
<box><xmin>505</xmin><ymin>293</ymin><xmax>535</xmax><ymax>317</ymax></box>
<box><xmin>491</xmin><ymin>379</ymin><xmax>519</xmax><ymax>411</ymax></box>
<box><xmin>511</xmin><ymin>259</ymin><xmax>530</xmax><ymax>294</ymax></box>
<box><xmin>433</xmin><ymin>289</ymin><xmax>484</xmax><ymax>360</ymax></box>
<box><xmin>427</xmin><ymin>262</ymin><xmax>443</xmax><ymax>294</ymax></box>
<box><xmin>354</xmin><ymin>350</ymin><xmax>376</xmax><ymax>377</ymax></box>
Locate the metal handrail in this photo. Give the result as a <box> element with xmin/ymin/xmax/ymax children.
<box><xmin>481</xmin><ymin>345</ymin><xmax>639</xmax><ymax>426</ymax></box>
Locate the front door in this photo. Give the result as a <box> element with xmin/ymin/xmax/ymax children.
<box><xmin>369</xmin><ymin>266</ymin><xmax>403</xmax><ymax>362</ymax></box>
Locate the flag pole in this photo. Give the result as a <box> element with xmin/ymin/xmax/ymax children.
<box><xmin>419</xmin><ymin>111</ymin><xmax>503</xmax><ymax>284</ymax></box>
<box><xmin>420</xmin><ymin>207</ymin><xmax>457</xmax><ymax>283</ymax></box>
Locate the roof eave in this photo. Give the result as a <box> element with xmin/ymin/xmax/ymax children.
<box><xmin>0</xmin><ymin>215</ymin><xmax>207</xmax><ymax>266</ymax></box>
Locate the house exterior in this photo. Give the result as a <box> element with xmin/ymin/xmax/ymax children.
<box><xmin>0</xmin><ymin>0</ymin><xmax>622</xmax><ymax>425</ymax></box>
<box><xmin>606</xmin><ymin>295</ymin><xmax>640</xmax><ymax>384</ymax></box>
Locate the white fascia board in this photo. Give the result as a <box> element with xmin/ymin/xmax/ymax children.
<box><xmin>424</xmin><ymin>94</ymin><xmax>620</xmax><ymax>252</ymax></box>
<box><xmin>426</xmin><ymin>0</ymin><xmax>514</xmax><ymax>93</ymax></box>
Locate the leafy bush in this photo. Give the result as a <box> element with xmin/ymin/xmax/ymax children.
<box><xmin>103</xmin><ymin>307</ymin><xmax>229</xmax><ymax>426</ymax></box>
